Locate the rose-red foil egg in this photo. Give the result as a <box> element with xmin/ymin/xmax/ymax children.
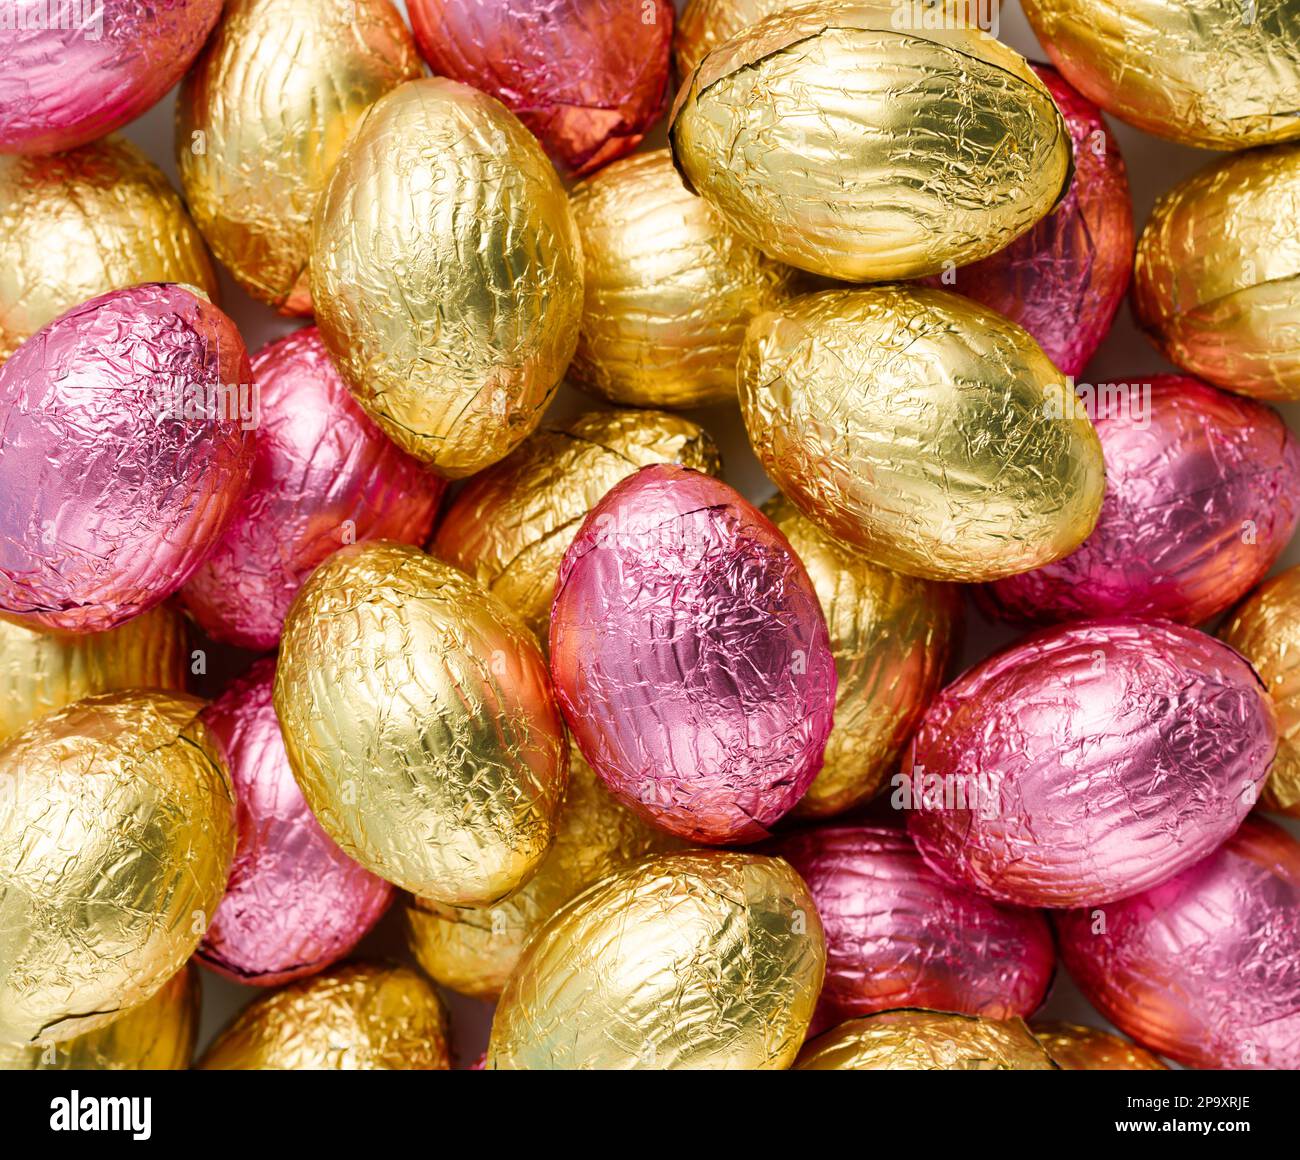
<box><xmin>905</xmin><ymin>619</ymin><xmax>1276</xmax><ymax>908</ymax></box>
<box><xmin>198</xmin><ymin>660</ymin><xmax>393</xmax><ymax>986</ymax></box>
<box><xmin>181</xmin><ymin>328</ymin><xmax>445</xmax><ymax>650</ymax></box>
<box><xmin>0</xmin><ymin>284</ymin><xmax>253</xmax><ymax>633</ymax></box>
<box><xmin>982</xmin><ymin>375</ymin><xmax>1300</xmax><ymax>627</ymax></box>
<box><xmin>1057</xmin><ymin>818</ymin><xmax>1300</xmax><ymax>1069</ymax></box>
<box><xmin>0</xmin><ymin>0</ymin><xmax>222</xmax><ymax>155</ymax></box>
<box><xmin>407</xmin><ymin>0</ymin><xmax>673</xmax><ymax>176</ymax></box>
<box><xmin>550</xmin><ymin>464</ymin><xmax>836</xmax><ymax>844</ymax></box>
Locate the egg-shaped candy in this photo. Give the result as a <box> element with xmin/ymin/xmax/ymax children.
<box><xmin>1030</xmin><ymin>1021</ymin><xmax>1167</xmax><ymax>1071</ymax></box>
<box><xmin>550</xmin><ymin>465</ymin><xmax>836</xmax><ymax>844</ymax></box>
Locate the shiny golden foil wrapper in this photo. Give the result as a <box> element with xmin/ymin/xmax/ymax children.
<box><xmin>274</xmin><ymin>541</ymin><xmax>568</xmax><ymax>906</ymax></box>
<box><xmin>432</xmin><ymin>408</ymin><xmax>721</xmax><ymax>642</ymax></box>
<box><xmin>488</xmin><ymin>851</ymin><xmax>825</xmax><ymax>1069</ymax></box>
<box><xmin>763</xmin><ymin>497</ymin><xmax>961</xmax><ymax>817</ymax></box>
<box><xmin>1133</xmin><ymin>144</ymin><xmax>1300</xmax><ymax>401</ymax></box>
<box><xmin>740</xmin><ymin>286</ymin><xmax>1105</xmax><ymax>582</ymax></box>
<box><xmin>1021</xmin><ymin>0</ymin><xmax>1300</xmax><ymax>150</ymax></box>
<box><xmin>0</xmin><ymin>691</ymin><xmax>235</xmax><ymax>1046</ymax></box>
<box><xmin>797</xmin><ymin>1010</ymin><xmax>1058</xmax><ymax>1070</ymax></box>
<box><xmin>199</xmin><ymin>964</ymin><xmax>451</xmax><ymax>1070</ymax></box>
<box><xmin>568</xmin><ymin>149</ymin><xmax>796</xmax><ymax>408</ymax></box>
<box><xmin>0</xmin><ymin>136</ymin><xmax>217</xmax><ymax>362</ymax></box>
<box><xmin>669</xmin><ymin>2</ymin><xmax>1069</xmax><ymax>281</ymax></box>
<box><xmin>177</xmin><ymin>0</ymin><xmax>421</xmax><ymax>314</ymax></box>
<box><xmin>311</xmin><ymin>78</ymin><xmax>585</xmax><ymax>478</ymax></box>
<box><xmin>1031</xmin><ymin>1021</ymin><xmax>1168</xmax><ymax>1071</ymax></box>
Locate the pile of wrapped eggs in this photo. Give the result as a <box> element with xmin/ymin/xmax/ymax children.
<box><xmin>0</xmin><ymin>0</ymin><xmax>1298</xmax><ymax>1073</ymax></box>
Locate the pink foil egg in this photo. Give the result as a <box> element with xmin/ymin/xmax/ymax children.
<box><xmin>198</xmin><ymin>659</ymin><xmax>394</xmax><ymax>986</ymax></box>
<box><xmin>550</xmin><ymin>464</ymin><xmax>836</xmax><ymax>844</ymax></box>
<box><xmin>905</xmin><ymin>618</ymin><xmax>1276</xmax><ymax>908</ymax></box>
<box><xmin>981</xmin><ymin>375</ymin><xmax>1300</xmax><ymax>627</ymax></box>
<box><xmin>0</xmin><ymin>0</ymin><xmax>223</xmax><ymax>155</ymax></box>
<box><xmin>181</xmin><ymin>327</ymin><xmax>446</xmax><ymax>651</ymax></box>
<box><xmin>0</xmin><ymin>283</ymin><xmax>253</xmax><ymax>633</ymax></box>
<box><xmin>1057</xmin><ymin>817</ymin><xmax>1300</xmax><ymax>1070</ymax></box>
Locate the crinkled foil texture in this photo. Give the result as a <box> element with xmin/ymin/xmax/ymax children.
<box><xmin>669</xmin><ymin>2</ymin><xmax>1070</xmax><ymax>280</ymax></box>
<box><xmin>310</xmin><ymin>78</ymin><xmax>584</xmax><ymax>478</ymax></box>
<box><xmin>906</xmin><ymin>619</ymin><xmax>1276</xmax><ymax>908</ymax></box>
<box><xmin>1133</xmin><ymin>143</ymin><xmax>1300</xmax><ymax>400</ymax></box>
<box><xmin>983</xmin><ymin>375</ymin><xmax>1300</xmax><ymax>627</ymax></box>
<box><xmin>0</xmin><ymin>0</ymin><xmax>221</xmax><ymax>154</ymax></box>
<box><xmin>177</xmin><ymin>0</ymin><xmax>421</xmax><ymax>313</ymax></box>
<box><xmin>182</xmin><ymin>327</ymin><xmax>444</xmax><ymax>651</ymax></box>
<box><xmin>550</xmin><ymin>465</ymin><xmax>836</xmax><ymax>844</ymax></box>
<box><xmin>568</xmin><ymin>149</ymin><xmax>797</xmax><ymax>408</ymax></box>
<box><xmin>1057</xmin><ymin>818</ymin><xmax>1300</xmax><ymax>1070</ymax></box>
<box><xmin>1030</xmin><ymin>1021</ymin><xmax>1167</xmax><ymax>1071</ymax></box>
<box><xmin>1021</xmin><ymin>0</ymin><xmax>1300</xmax><ymax>149</ymax></box>
<box><xmin>0</xmin><ymin>691</ymin><xmax>235</xmax><ymax>1046</ymax></box>
<box><xmin>274</xmin><ymin>541</ymin><xmax>567</xmax><ymax>906</ymax></box>
<box><xmin>0</xmin><ymin>284</ymin><xmax>253</xmax><ymax>633</ymax></box>
<box><xmin>433</xmin><ymin>408</ymin><xmax>720</xmax><ymax>643</ymax></box>
<box><xmin>488</xmin><ymin>851</ymin><xmax>825</xmax><ymax>1070</ymax></box>
<box><xmin>199</xmin><ymin>661</ymin><xmax>394</xmax><ymax>987</ymax></box>
<box><xmin>0</xmin><ymin>136</ymin><xmax>218</xmax><ymax>362</ymax></box>
<box><xmin>199</xmin><ymin>963</ymin><xmax>451</xmax><ymax>1070</ymax></box>
<box><xmin>739</xmin><ymin>286</ymin><xmax>1105</xmax><ymax>583</ymax></box>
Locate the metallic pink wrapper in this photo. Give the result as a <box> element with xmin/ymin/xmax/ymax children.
<box><xmin>981</xmin><ymin>375</ymin><xmax>1300</xmax><ymax>627</ymax></box>
<box><xmin>407</xmin><ymin>0</ymin><xmax>674</xmax><ymax>176</ymax></box>
<box><xmin>1057</xmin><ymin>818</ymin><xmax>1300</xmax><ymax>1070</ymax></box>
<box><xmin>0</xmin><ymin>283</ymin><xmax>253</xmax><ymax>633</ymax></box>
<box><xmin>181</xmin><ymin>328</ymin><xmax>445</xmax><ymax>651</ymax></box>
<box><xmin>906</xmin><ymin>619</ymin><xmax>1276</xmax><ymax>908</ymax></box>
<box><xmin>198</xmin><ymin>659</ymin><xmax>394</xmax><ymax>986</ymax></box>
<box><xmin>0</xmin><ymin>0</ymin><xmax>222</xmax><ymax>155</ymax></box>
<box><xmin>550</xmin><ymin>464</ymin><xmax>836</xmax><ymax>844</ymax></box>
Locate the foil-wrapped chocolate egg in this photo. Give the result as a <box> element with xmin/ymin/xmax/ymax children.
<box><xmin>432</xmin><ymin>408</ymin><xmax>720</xmax><ymax>643</ymax></box>
<box><xmin>310</xmin><ymin>78</ymin><xmax>584</xmax><ymax>478</ymax></box>
<box><xmin>274</xmin><ymin>541</ymin><xmax>567</xmax><ymax>905</ymax></box>
<box><xmin>0</xmin><ymin>136</ymin><xmax>218</xmax><ymax>362</ymax></box>
<box><xmin>177</xmin><ymin>0</ymin><xmax>421</xmax><ymax>314</ymax></box>
<box><xmin>407</xmin><ymin>0</ymin><xmax>673</xmax><ymax>177</ymax></box>
<box><xmin>669</xmin><ymin>2</ymin><xmax>1070</xmax><ymax>281</ymax></box>
<box><xmin>1030</xmin><ymin>1021</ymin><xmax>1167</xmax><ymax>1071</ymax></box>
<box><xmin>182</xmin><ymin>328</ymin><xmax>445</xmax><ymax>651</ymax></box>
<box><xmin>199</xmin><ymin>963</ymin><xmax>451</xmax><ymax>1070</ymax></box>
<box><xmin>0</xmin><ymin>0</ymin><xmax>222</xmax><ymax>155</ymax></box>
<box><xmin>568</xmin><ymin>149</ymin><xmax>796</xmax><ymax>408</ymax></box>
<box><xmin>982</xmin><ymin>375</ymin><xmax>1300</xmax><ymax>627</ymax></box>
<box><xmin>0</xmin><ymin>691</ymin><xmax>235</xmax><ymax>1045</ymax></box>
<box><xmin>1021</xmin><ymin>0</ymin><xmax>1300</xmax><ymax>150</ymax></box>
<box><xmin>199</xmin><ymin>660</ymin><xmax>394</xmax><ymax>987</ymax></box>
<box><xmin>739</xmin><ymin>286</ymin><xmax>1105</xmax><ymax>583</ymax></box>
<box><xmin>488</xmin><ymin>851</ymin><xmax>825</xmax><ymax>1069</ymax></box>
<box><xmin>1056</xmin><ymin>818</ymin><xmax>1300</xmax><ymax>1069</ymax></box>
<box><xmin>550</xmin><ymin>465</ymin><xmax>836</xmax><ymax>844</ymax></box>
<box><xmin>1133</xmin><ymin>144</ymin><xmax>1300</xmax><ymax>400</ymax></box>
<box><xmin>905</xmin><ymin>619</ymin><xmax>1276</xmax><ymax>908</ymax></box>
<box><xmin>0</xmin><ymin>284</ymin><xmax>254</xmax><ymax>634</ymax></box>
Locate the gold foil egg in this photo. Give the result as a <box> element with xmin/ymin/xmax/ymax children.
<box><xmin>668</xmin><ymin>1</ymin><xmax>1070</xmax><ymax>281</ymax></box>
<box><xmin>1133</xmin><ymin>143</ymin><xmax>1300</xmax><ymax>400</ymax></box>
<box><xmin>274</xmin><ymin>541</ymin><xmax>568</xmax><ymax>906</ymax></box>
<box><xmin>568</xmin><ymin>149</ymin><xmax>797</xmax><ymax>407</ymax></box>
<box><xmin>0</xmin><ymin>136</ymin><xmax>217</xmax><ymax>362</ymax></box>
<box><xmin>199</xmin><ymin>964</ymin><xmax>451</xmax><ymax>1070</ymax></box>
<box><xmin>487</xmin><ymin>851</ymin><xmax>825</xmax><ymax>1070</ymax></box>
<box><xmin>762</xmin><ymin>497</ymin><xmax>961</xmax><ymax>817</ymax></box>
<box><xmin>1021</xmin><ymin>0</ymin><xmax>1300</xmax><ymax>150</ymax></box>
<box><xmin>0</xmin><ymin>691</ymin><xmax>235</xmax><ymax>1046</ymax></box>
<box><xmin>177</xmin><ymin>0</ymin><xmax>421</xmax><ymax>314</ymax></box>
<box><xmin>432</xmin><ymin>408</ymin><xmax>721</xmax><ymax>642</ymax></box>
<box><xmin>1031</xmin><ymin>1021</ymin><xmax>1168</xmax><ymax>1071</ymax></box>
<box><xmin>311</xmin><ymin>78</ymin><xmax>585</xmax><ymax>478</ymax></box>
<box><xmin>739</xmin><ymin>286</ymin><xmax>1106</xmax><ymax>582</ymax></box>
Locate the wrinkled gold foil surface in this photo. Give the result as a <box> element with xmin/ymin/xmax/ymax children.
<box><xmin>1031</xmin><ymin>1020</ymin><xmax>1168</xmax><ymax>1071</ymax></box>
